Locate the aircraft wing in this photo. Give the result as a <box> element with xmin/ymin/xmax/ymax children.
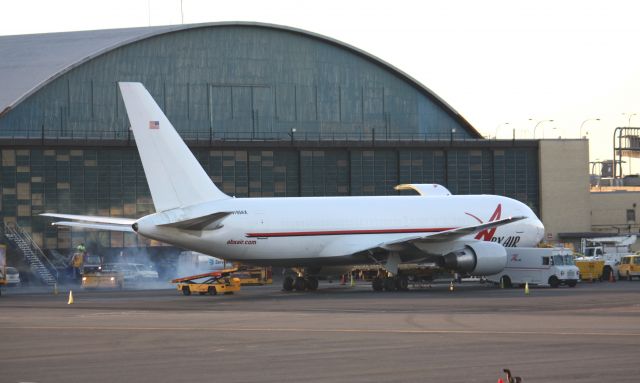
<box><xmin>40</xmin><ymin>213</ymin><xmax>136</xmax><ymax>232</ymax></box>
<box><xmin>381</xmin><ymin>216</ymin><xmax>527</xmax><ymax>247</ymax></box>
<box><xmin>320</xmin><ymin>216</ymin><xmax>527</xmax><ymax>261</ymax></box>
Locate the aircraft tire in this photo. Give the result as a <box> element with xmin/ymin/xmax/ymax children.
<box><xmin>283</xmin><ymin>276</ymin><xmax>294</xmax><ymax>291</ymax></box>
<box><xmin>500</xmin><ymin>276</ymin><xmax>512</xmax><ymax>289</ymax></box>
<box><xmin>305</xmin><ymin>277</ymin><xmax>319</xmax><ymax>291</ymax></box>
<box><xmin>395</xmin><ymin>275</ymin><xmax>409</xmax><ymax>291</ymax></box>
<box><xmin>372</xmin><ymin>277</ymin><xmax>384</xmax><ymax>292</ymax></box>
<box><xmin>602</xmin><ymin>267</ymin><xmax>612</xmax><ymax>281</ymax></box>
<box><xmin>383</xmin><ymin>277</ymin><xmax>396</xmax><ymax>291</ymax></box>
<box><xmin>293</xmin><ymin>276</ymin><xmax>306</xmax><ymax>291</ymax></box>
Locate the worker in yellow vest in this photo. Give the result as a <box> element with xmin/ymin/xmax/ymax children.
<box><xmin>71</xmin><ymin>243</ymin><xmax>86</xmax><ymax>280</ymax></box>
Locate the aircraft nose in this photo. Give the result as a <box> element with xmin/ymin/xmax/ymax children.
<box><xmin>535</xmin><ymin>218</ymin><xmax>545</xmax><ymax>243</ymax></box>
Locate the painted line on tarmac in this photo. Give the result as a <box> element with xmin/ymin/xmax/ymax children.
<box><xmin>3</xmin><ymin>326</ymin><xmax>640</xmax><ymax>337</ymax></box>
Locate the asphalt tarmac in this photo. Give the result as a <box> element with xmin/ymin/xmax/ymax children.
<box><xmin>1</xmin><ymin>280</ymin><xmax>639</xmax><ymax>382</ymax></box>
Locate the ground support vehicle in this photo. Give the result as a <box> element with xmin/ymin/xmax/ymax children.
<box><xmin>231</xmin><ymin>266</ymin><xmax>272</xmax><ymax>285</ymax></box>
<box><xmin>574</xmin><ymin>257</ymin><xmax>605</xmax><ymax>281</ymax></box>
<box><xmin>487</xmin><ymin>247</ymin><xmax>580</xmax><ymax>288</ymax></box>
<box><xmin>104</xmin><ymin>263</ymin><xmax>159</xmax><ymax>283</ymax></box>
<box><xmin>81</xmin><ymin>272</ymin><xmax>124</xmax><ymax>289</ymax></box>
<box><xmin>580</xmin><ymin>235</ymin><xmax>636</xmax><ymax>280</ymax></box>
<box><xmin>618</xmin><ymin>255</ymin><xmax>640</xmax><ymax>280</ymax></box>
<box><xmin>80</xmin><ymin>253</ymin><xmax>125</xmax><ymax>289</ymax></box>
<box><xmin>172</xmin><ymin>269</ymin><xmax>241</xmax><ymax>296</ymax></box>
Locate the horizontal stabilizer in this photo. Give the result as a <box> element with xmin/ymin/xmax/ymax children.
<box><xmin>51</xmin><ymin>221</ymin><xmax>134</xmax><ymax>232</ymax></box>
<box><xmin>40</xmin><ymin>213</ymin><xmax>135</xmax><ymax>225</ymax></box>
<box><xmin>41</xmin><ymin>213</ymin><xmax>135</xmax><ymax>232</ymax></box>
<box><xmin>158</xmin><ymin>212</ymin><xmax>231</xmax><ymax>230</ymax></box>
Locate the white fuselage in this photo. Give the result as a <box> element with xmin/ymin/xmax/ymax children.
<box><xmin>135</xmin><ymin>194</ymin><xmax>544</xmax><ymax>267</ymax></box>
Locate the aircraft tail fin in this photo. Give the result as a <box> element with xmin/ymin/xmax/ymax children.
<box><xmin>119</xmin><ymin>82</ymin><xmax>228</xmax><ymax>212</ymax></box>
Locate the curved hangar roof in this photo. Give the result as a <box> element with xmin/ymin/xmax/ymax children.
<box><xmin>0</xmin><ymin>22</ymin><xmax>481</xmax><ymax>138</ymax></box>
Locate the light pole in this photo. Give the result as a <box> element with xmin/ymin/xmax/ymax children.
<box><xmin>579</xmin><ymin>118</ymin><xmax>600</xmax><ymax>138</ymax></box>
<box><xmin>494</xmin><ymin>122</ymin><xmax>510</xmax><ymax>139</ymax></box>
<box><xmin>289</xmin><ymin>128</ymin><xmax>296</xmax><ymax>144</ymax></box>
<box><xmin>622</xmin><ymin>112</ymin><xmax>637</xmax><ymax>127</ymax></box>
<box><xmin>533</xmin><ymin>119</ymin><xmax>554</xmax><ymax>139</ymax></box>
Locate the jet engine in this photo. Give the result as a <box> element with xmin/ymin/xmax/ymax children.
<box><xmin>442</xmin><ymin>241</ymin><xmax>507</xmax><ymax>276</ymax></box>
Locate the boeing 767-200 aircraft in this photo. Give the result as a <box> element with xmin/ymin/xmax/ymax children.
<box><xmin>43</xmin><ymin>82</ymin><xmax>545</xmax><ymax>291</ymax></box>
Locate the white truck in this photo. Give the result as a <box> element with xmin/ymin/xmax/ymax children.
<box><xmin>487</xmin><ymin>247</ymin><xmax>580</xmax><ymax>288</ymax></box>
<box><xmin>580</xmin><ymin>235</ymin><xmax>636</xmax><ymax>280</ymax></box>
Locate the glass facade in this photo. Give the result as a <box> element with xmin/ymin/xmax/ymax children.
<box><xmin>0</xmin><ymin>145</ymin><xmax>539</xmax><ymax>250</ymax></box>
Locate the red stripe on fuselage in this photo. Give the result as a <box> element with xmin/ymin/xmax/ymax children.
<box><xmin>245</xmin><ymin>227</ymin><xmax>456</xmax><ymax>238</ymax></box>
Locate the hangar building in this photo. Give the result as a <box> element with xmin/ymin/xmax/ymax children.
<box><xmin>0</xmin><ymin>22</ymin><xmax>540</xmax><ymax>254</ymax></box>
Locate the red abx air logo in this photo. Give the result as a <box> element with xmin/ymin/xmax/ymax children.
<box><xmin>465</xmin><ymin>204</ymin><xmax>502</xmax><ymax>241</ymax></box>
<box><xmin>465</xmin><ymin>204</ymin><xmax>521</xmax><ymax>247</ymax></box>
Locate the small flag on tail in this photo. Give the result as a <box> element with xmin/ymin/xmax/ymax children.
<box><xmin>149</xmin><ymin>120</ymin><xmax>159</xmax><ymax>129</ymax></box>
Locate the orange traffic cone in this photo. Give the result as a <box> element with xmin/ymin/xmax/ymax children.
<box><xmin>498</xmin><ymin>379</ymin><xmax>504</xmax><ymax>383</ymax></box>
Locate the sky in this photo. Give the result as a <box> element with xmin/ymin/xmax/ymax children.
<box><xmin>1</xmin><ymin>0</ymin><xmax>639</xmax><ymax>170</ymax></box>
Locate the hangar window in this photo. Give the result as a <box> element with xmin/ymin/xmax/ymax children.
<box><xmin>2</xmin><ymin>150</ymin><xmax>15</xmax><ymax>166</ymax></box>
<box><xmin>626</xmin><ymin>209</ymin><xmax>636</xmax><ymax>223</ymax></box>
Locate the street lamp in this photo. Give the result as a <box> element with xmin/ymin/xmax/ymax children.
<box><xmin>579</xmin><ymin>118</ymin><xmax>600</xmax><ymax>138</ymax></box>
<box><xmin>289</xmin><ymin>128</ymin><xmax>296</xmax><ymax>144</ymax></box>
<box><xmin>622</xmin><ymin>112</ymin><xmax>637</xmax><ymax>127</ymax></box>
<box><xmin>494</xmin><ymin>122</ymin><xmax>510</xmax><ymax>139</ymax></box>
<box><xmin>533</xmin><ymin>119</ymin><xmax>554</xmax><ymax>139</ymax></box>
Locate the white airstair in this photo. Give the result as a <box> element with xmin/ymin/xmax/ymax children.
<box><xmin>3</xmin><ymin>223</ymin><xmax>58</xmax><ymax>285</ymax></box>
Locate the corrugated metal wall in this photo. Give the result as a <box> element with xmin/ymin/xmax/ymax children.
<box><xmin>0</xmin><ymin>26</ymin><xmax>471</xmax><ymax>140</ymax></box>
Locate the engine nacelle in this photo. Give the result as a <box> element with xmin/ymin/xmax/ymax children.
<box><xmin>443</xmin><ymin>241</ymin><xmax>507</xmax><ymax>276</ymax></box>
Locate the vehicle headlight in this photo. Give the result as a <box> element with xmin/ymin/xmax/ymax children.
<box><xmin>82</xmin><ymin>277</ymin><xmax>87</xmax><ymax>281</ymax></box>
<box><xmin>110</xmin><ymin>277</ymin><xmax>115</xmax><ymax>281</ymax></box>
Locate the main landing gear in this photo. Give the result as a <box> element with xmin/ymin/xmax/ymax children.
<box><xmin>371</xmin><ymin>274</ymin><xmax>409</xmax><ymax>292</ymax></box>
<box><xmin>282</xmin><ymin>275</ymin><xmax>319</xmax><ymax>292</ymax></box>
